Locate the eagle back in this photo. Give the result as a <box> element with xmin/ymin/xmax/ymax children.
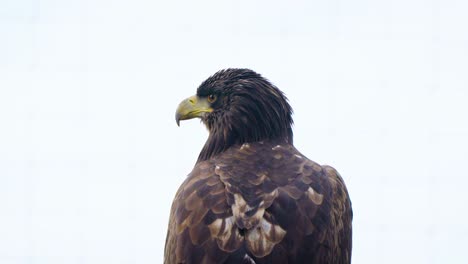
<box><xmin>165</xmin><ymin>141</ymin><xmax>352</xmax><ymax>264</ymax></box>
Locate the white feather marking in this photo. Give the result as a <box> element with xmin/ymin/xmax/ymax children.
<box><xmin>307</xmin><ymin>187</ymin><xmax>324</xmax><ymax>205</ymax></box>
<box><xmin>244</xmin><ymin>254</ymin><xmax>256</xmax><ymax>264</ymax></box>
<box><xmin>208</xmin><ymin>218</ymin><xmax>223</xmax><ymax>236</ymax></box>
<box><xmin>260</xmin><ymin>218</ymin><xmax>272</xmax><ymax>234</ymax></box>
<box><xmin>240</xmin><ymin>143</ymin><xmax>250</xmax><ymax>150</ymax></box>
<box><xmin>247</xmin><ymin>227</ymin><xmax>260</xmax><ymax>240</ymax></box>
<box><xmin>272</xmin><ymin>145</ymin><xmax>282</xmax><ymax>150</ymax></box>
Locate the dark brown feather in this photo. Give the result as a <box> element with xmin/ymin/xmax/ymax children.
<box><xmin>164</xmin><ymin>141</ymin><xmax>352</xmax><ymax>264</ymax></box>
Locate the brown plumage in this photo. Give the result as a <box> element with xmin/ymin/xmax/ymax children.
<box><xmin>166</xmin><ymin>69</ymin><xmax>352</xmax><ymax>264</ymax></box>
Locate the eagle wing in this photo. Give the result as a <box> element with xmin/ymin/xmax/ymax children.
<box><xmin>165</xmin><ymin>142</ymin><xmax>352</xmax><ymax>264</ymax></box>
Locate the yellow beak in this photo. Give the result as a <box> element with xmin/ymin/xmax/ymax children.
<box><xmin>175</xmin><ymin>95</ymin><xmax>213</xmax><ymax>126</ymax></box>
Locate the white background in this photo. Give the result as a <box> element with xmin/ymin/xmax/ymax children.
<box><xmin>1</xmin><ymin>0</ymin><xmax>468</xmax><ymax>263</ymax></box>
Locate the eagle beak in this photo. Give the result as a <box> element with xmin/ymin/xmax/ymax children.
<box><xmin>175</xmin><ymin>95</ymin><xmax>213</xmax><ymax>126</ymax></box>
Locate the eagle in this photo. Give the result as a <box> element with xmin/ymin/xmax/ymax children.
<box><xmin>165</xmin><ymin>69</ymin><xmax>352</xmax><ymax>264</ymax></box>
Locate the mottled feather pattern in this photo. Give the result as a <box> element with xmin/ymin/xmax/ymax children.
<box><xmin>167</xmin><ymin>68</ymin><xmax>352</xmax><ymax>263</ymax></box>
<box><xmin>164</xmin><ymin>141</ymin><xmax>352</xmax><ymax>263</ymax></box>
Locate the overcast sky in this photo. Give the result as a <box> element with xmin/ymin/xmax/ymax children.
<box><xmin>1</xmin><ymin>0</ymin><xmax>468</xmax><ymax>263</ymax></box>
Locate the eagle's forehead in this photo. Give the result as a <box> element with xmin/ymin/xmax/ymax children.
<box><xmin>197</xmin><ymin>68</ymin><xmax>258</xmax><ymax>95</ymax></box>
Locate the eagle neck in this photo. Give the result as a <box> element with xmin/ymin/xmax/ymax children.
<box><xmin>196</xmin><ymin>130</ymin><xmax>293</xmax><ymax>163</ymax></box>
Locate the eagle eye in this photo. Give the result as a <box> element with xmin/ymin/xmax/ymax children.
<box><xmin>207</xmin><ymin>94</ymin><xmax>217</xmax><ymax>103</ymax></box>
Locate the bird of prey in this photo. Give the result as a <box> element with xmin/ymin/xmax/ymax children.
<box><xmin>165</xmin><ymin>69</ymin><xmax>352</xmax><ymax>264</ymax></box>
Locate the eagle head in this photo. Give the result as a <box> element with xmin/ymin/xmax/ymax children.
<box><xmin>176</xmin><ymin>68</ymin><xmax>293</xmax><ymax>162</ymax></box>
